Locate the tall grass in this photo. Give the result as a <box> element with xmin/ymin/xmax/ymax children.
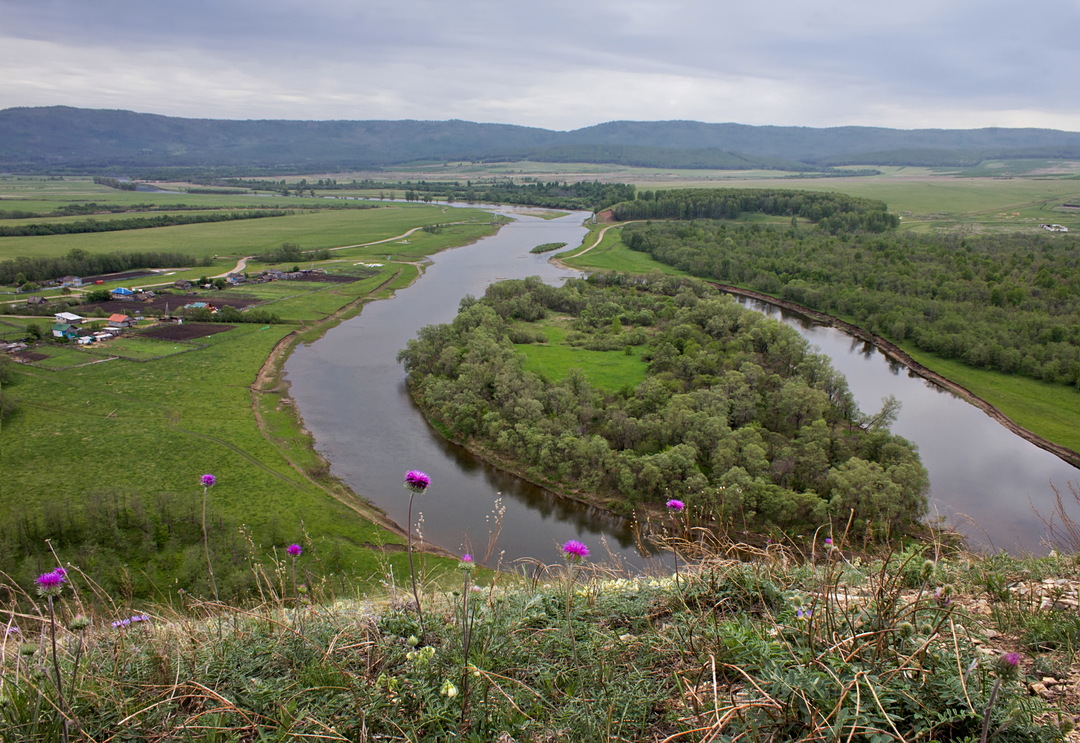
<box><xmin>3</xmin><ymin>533</ymin><xmax>1074</xmax><ymax>742</ymax></box>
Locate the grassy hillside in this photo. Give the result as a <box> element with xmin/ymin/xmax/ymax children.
<box><xmin>3</xmin><ymin>538</ymin><xmax>1078</xmax><ymax>741</ymax></box>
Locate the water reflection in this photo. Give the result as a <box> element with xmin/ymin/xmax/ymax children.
<box><xmin>737</xmin><ymin>296</ymin><xmax>1080</xmax><ymax>552</ymax></box>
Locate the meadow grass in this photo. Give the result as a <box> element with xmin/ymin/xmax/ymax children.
<box><xmin>899</xmin><ymin>345</ymin><xmax>1080</xmax><ymax>455</ymax></box>
<box><xmin>0</xmin><ymin>197</ymin><xmax>493</xmax><ymax>261</ymax></box>
<box><xmin>2</xmin><ymin>537</ymin><xmax>1075</xmax><ymax>742</ymax></box>
<box><xmin>514</xmin><ymin>323</ymin><xmax>649</xmax><ymax>393</ymax></box>
<box><xmin>0</xmin><ymin>201</ymin><xmax>501</xmax><ymax>597</ymax></box>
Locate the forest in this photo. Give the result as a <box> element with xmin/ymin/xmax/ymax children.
<box><xmin>621</xmin><ymin>220</ymin><xmax>1080</xmax><ymax>386</ymax></box>
<box><xmin>610</xmin><ymin>188</ymin><xmax>899</xmax><ymax>233</ymax></box>
<box><xmin>399</xmin><ymin>274</ymin><xmax>928</xmax><ymax>540</ymax></box>
<box><xmin>0</xmin><ymin>248</ymin><xmax>208</xmax><ymax>284</ymax></box>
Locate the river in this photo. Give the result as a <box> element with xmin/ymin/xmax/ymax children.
<box><xmin>286</xmin><ymin>208</ymin><xmax>1080</xmax><ymax>562</ymax></box>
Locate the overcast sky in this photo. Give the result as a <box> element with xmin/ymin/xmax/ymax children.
<box><xmin>2</xmin><ymin>0</ymin><xmax>1078</xmax><ymax>132</ymax></box>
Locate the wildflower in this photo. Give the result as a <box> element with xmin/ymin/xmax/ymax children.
<box><xmin>286</xmin><ymin>543</ymin><xmax>302</xmax><ymax>557</ymax></box>
<box><xmin>69</xmin><ymin>615</ymin><xmax>91</xmax><ymax>631</ymax></box>
<box><xmin>562</xmin><ymin>540</ymin><xmax>589</xmax><ymax>560</ymax></box>
<box><xmin>934</xmin><ymin>586</ymin><xmax>952</xmax><ymax>607</ymax></box>
<box><xmin>459</xmin><ymin>553</ymin><xmax>475</xmax><ymax>571</ymax></box>
<box><xmin>995</xmin><ymin>651</ymin><xmax>1022</xmax><ymax>680</ymax></box>
<box><xmin>666</xmin><ymin>498</ymin><xmax>685</xmax><ymax>512</ymax></box>
<box><xmin>35</xmin><ymin>569</ymin><xmax>66</xmax><ymax>597</ymax></box>
<box><xmin>796</xmin><ymin>608</ymin><xmax>812</xmax><ymax>621</ymax></box>
<box><xmin>920</xmin><ymin>559</ymin><xmax>936</xmax><ymax>580</ymax></box>
<box><xmin>824</xmin><ymin>537</ymin><xmax>833</xmax><ymax>546</ymax></box>
<box><xmin>440</xmin><ymin>679</ymin><xmax>459</xmax><ymax>698</ymax></box>
<box><xmin>200</xmin><ymin>473</ymin><xmax>216</xmax><ymax>488</ymax></box>
<box><xmin>4</xmin><ymin>626</ymin><xmax>19</xmax><ymax>636</ymax></box>
<box><xmin>403</xmin><ymin>469</ymin><xmax>430</xmax><ymax>493</ymax></box>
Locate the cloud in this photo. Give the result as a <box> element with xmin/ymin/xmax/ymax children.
<box><xmin>1</xmin><ymin>0</ymin><xmax>1078</xmax><ymax>131</ymax></box>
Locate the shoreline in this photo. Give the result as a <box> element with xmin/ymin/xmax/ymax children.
<box><xmin>707</xmin><ymin>282</ymin><xmax>1080</xmax><ymax>471</ymax></box>
<box><xmin>248</xmin><ymin>223</ymin><xmax>505</xmax><ymax>558</ymax></box>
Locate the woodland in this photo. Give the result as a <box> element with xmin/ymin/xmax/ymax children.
<box><xmin>399</xmin><ymin>274</ymin><xmax>929</xmax><ymax>540</ymax></box>
<box><xmin>620</xmin><ymin>219</ymin><xmax>1080</xmax><ymax>386</ymax></box>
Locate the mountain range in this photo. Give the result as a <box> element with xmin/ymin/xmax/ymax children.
<box><xmin>3</xmin><ymin>106</ymin><xmax>1080</xmax><ymax>174</ymax></box>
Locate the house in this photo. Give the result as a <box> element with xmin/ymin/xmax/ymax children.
<box><xmin>92</xmin><ymin>331</ymin><xmax>114</xmax><ymax>341</ymax></box>
<box><xmin>54</xmin><ymin>311</ymin><xmax>85</xmax><ymax>324</ymax></box>
<box><xmin>182</xmin><ymin>301</ymin><xmax>218</xmax><ymax>313</ymax></box>
<box><xmin>25</xmin><ymin>296</ymin><xmax>47</xmax><ymax>306</ymax></box>
<box><xmin>59</xmin><ymin>276</ymin><xmax>83</xmax><ymax>287</ymax></box>
<box><xmin>108</xmin><ymin>313</ymin><xmax>136</xmax><ymax>328</ymax></box>
<box><xmin>51</xmin><ymin>323</ymin><xmax>81</xmax><ymax>339</ymax></box>
<box><xmin>110</xmin><ymin>287</ymin><xmax>136</xmax><ymax>301</ymax></box>
<box><xmin>135</xmin><ymin>290</ymin><xmax>155</xmax><ymax>301</ymax></box>
<box><xmin>173</xmin><ymin>280</ymin><xmax>193</xmax><ymax>290</ymax></box>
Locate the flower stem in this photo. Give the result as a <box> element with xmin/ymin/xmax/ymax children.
<box><xmin>406</xmin><ymin>490</ymin><xmax>426</xmax><ymax>639</ymax></box>
<box><xmin>201</xmin><ymin>485</ymin><xmax>219</xmax><ymax>603</ymax></box>
<box><xmin>46</xmin><ymin>596</ymin><xmax>70</xmax><ymax>743</ymax></box>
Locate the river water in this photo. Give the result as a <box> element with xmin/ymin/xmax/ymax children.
<box><xmin>286</xmin><ymin>209</ymin><xmax>1080</xmax><ymax>562</ymax></box>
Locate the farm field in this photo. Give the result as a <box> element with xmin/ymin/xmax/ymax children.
<box><xmin>0</xmin><ymin>183</ymin><xmax>501</xmax><ymax>598</ymax></box>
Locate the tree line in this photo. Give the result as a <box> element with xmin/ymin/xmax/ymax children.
<box><xmin>399</xmin><ymin>274</ymin><xmax>928</xmax><ymax>540</ymax></box>
<box><xmin>0</xmin><ymin>209</ymin><xmax>291</xmax><ymax>237</ymax></box>
<box><xmin>622</xmin><ymin>220</ymin><xmax>1080</xmax><ymax>386</ymax></box>
<box><xmin>0</xmin><ymin>248</ymin><xmax>208</xmax><ymax>284</ymax></box>
<box><xmin>609</xmin><ymin>188</ymin><xmax>899</xmax><ymax>233</ymax></box>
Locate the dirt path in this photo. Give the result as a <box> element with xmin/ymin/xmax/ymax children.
<box><xmin>550</xmin><ymin>221</ymin><xmax>642</xmax><ymax>269</ymax></box>
<box><xmin>212</xmin><ymin>256</ymin><xmax>249</xmax><ymax>278</ymax></box>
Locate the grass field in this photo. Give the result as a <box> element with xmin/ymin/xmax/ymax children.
<box><xmin>0</xmin><ymin>187</ymin><xmax>500</xmax><ymax>595</ymax></box>
<box><xmin>514</xmin><ymin>323</ymin><xmax>648</xmax><ymax>393</ymax></box>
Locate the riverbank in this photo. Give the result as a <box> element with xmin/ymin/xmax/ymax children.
<box><xmin>709</xmin><ymin>283</ymin><xmax>1080</xmax><ymax>471</ymax></box>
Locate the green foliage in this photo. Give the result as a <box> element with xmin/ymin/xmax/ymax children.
<box><xmin>0</xmin><ymin>248</ymin><xmax>203</xmax><ymax>284</ymax></box>
<box><xmin>400</xmin><ymin>273</ymin><xmax>927</xmax><ymax>537</ymax></box>
<box><xmin>1</xmin><ymin>549</ymin><xmax>1069</xmax><ymax>742</ymax></box>
<box><xmin>623</xmin><ymin>219</ymin><xmax>1080</xmax><ymax>387</ymax></box>
<box><xmin>611</xmin><ymin>187</ymin><xmax>899</xmax><ymax>232</ymax></box>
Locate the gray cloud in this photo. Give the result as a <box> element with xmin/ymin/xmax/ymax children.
<box><xmin>1</xmin><ymin>0</ymin><xmax>1077</xmax><ymax>130</ymax></box>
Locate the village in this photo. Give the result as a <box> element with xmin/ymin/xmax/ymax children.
<box><xmin>0</xmin><ymin>266</ymin><xmax>336</xmax><ymax>356</ymax></box>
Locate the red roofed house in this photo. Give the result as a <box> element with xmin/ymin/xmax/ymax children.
<box><xmin>108</xmin><ymin>313</ymin><xmax>136</xmax><ymax>329</ymax></box>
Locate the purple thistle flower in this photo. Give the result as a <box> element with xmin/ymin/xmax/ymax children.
<box><xmin>562</xmin><ymin>540</ymin><xmax>589</xmax><ymax>560</ymax></box>
<box><xmin>35</xmin><ymin>569</ymin><xmax>66</xmax><ymax>596</ymax></box>
<box><xmin>461</xmin><ymin>554</ymin><xmax>473</xmax><ymax>563</ymax></box>
<box><xmin>403</xmin><ymin>470</ymin><xmax>431</xmax><ymax>493</ymax></box>
<box><xmin>824</xmin><ymin>537</ymin><xmax>834</xmax><ymax>546</ymax></box>
<box><xmin>200</xmin><ymin>473</ymin><xmax>216</xmax><ymax>488</ymax></box>
<box><xmin>53</xmin><ymin>567</ymin><xmax>66</xmax><ymax>577</ymax></box>
<box><xmin>286</xmin><ymin>544</ymin><xmax>302</xmax><ymax>557</ymax></box>
<box><xmin>459</xmin><ymin>553</ymin><xmax>475</xmax><ymax>571</ymax></box>
<box><xmin>1003</xmin><ymin>652</ymin><xmax>1020</xmax><ymax>666</ymax></box>
<box><xmin>666</xmin><ymin>499</ymin><xmax>686</xmax><ymax>512</ymax></box>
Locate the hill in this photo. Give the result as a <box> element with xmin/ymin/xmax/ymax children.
<box><xmin>3</xmin><ymin>106</ymin><xmax>1080</xmax><ymax>173</ymax></box>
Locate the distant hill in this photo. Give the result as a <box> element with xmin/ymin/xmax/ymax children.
<box><xmin>3</xmin><ymin>106</ymin><xmax>1080</xmax><ymax>174</ymax></box>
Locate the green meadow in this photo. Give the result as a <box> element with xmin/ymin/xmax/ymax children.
<box><xmin>513</xmin><ymin>323</ymin><xmax>648</xmax><ymax>393</ymax></box>
<box><xmin>0</xmin><ymin>180</ymin><xmax>501</xmax><ymax>597</ymax></box>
